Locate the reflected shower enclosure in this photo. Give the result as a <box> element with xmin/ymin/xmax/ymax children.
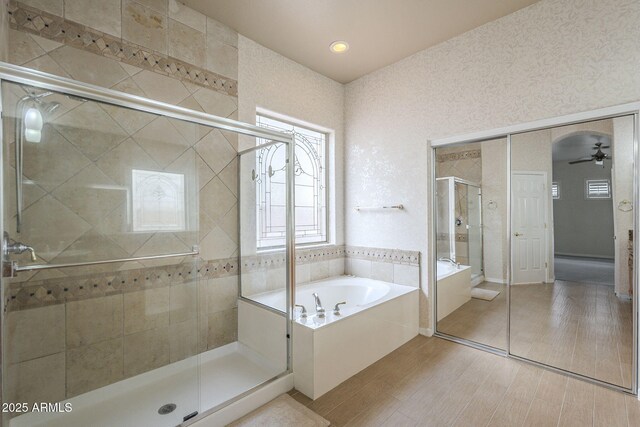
<box><xmin>0</xmin><ymin>64</ymin><xmax>295</xmax><ymax>427</ymax></box>
<box><xmin>434</xmin><ymin>139</ymin><xmax>508</xmax><ymax>351</ymax></box>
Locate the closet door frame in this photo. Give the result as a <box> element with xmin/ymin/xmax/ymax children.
<box><xmin>429</xmin><ymin>102</ymin><xmax>640</xmax><ymax>395</ymax></box>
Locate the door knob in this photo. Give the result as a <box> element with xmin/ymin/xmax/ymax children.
<box><xmin>514</xmin><ymin>232</ymin><xmax>523</xmax><ymax>237</ymax></box>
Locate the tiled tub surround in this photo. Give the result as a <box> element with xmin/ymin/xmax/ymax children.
<box><xmin>344</xmin><ymin>246</ymin><xmax>421</xmax><ymax>288</ymax></box>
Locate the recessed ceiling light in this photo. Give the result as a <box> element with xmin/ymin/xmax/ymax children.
<box><xmin>330</xmin><ymin>41</ymin><xmax>349</xmax><ymax>53</ymax></box>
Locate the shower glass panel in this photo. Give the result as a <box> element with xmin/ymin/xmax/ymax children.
<box><xmin>237</xmin><ymin>138</ymin><xmax>292</xmax><ymax>378</ymax></box>
<box><xmin>509</xmin><ymin>116</ymin><xmax>635</xmax><ymax>391</ymax></box>
<box><xmin>435</xmin><ymin>138</ymin><xmax>507</xmax><ymax>351</ymax></box>
<box><xmin>0</xmin><ymin>79</ymin><xmax>200</xmax><ymax>427</ymax></box>
<box><xmin>0</xmin><ymin>67</ymin><xmax>294</xmax><ymax>427</ymax></box>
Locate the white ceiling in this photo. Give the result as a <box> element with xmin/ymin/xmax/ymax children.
<box><xmin>553</xmin><ymin>134</ymin><xmax>612</xmax><ymax>162</ymax></box>
<box><xmin>182</xmin><ymin>0</ymin><xmax>540</xmax><ymax>83</ymax></box>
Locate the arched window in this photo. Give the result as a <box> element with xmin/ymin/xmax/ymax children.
<box><xmin>256</xmin><ymin>114</ymin><xmax>327</xmax><ymax>248</ymax></box>
<box><xmin>132</xmin><ymin>169</ymin><xmax>186</xmax><ymax>231</ymax></box>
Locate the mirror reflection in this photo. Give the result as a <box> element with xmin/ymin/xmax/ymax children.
<box><xmin>510</xmin><ymin>116</ymin><xmax>634</xmax><ymax>388</ymax></box>
<box><xmin>435</xmin><ymin>138</ymin><xmax>508</xmax><ymax>350</ymax></box>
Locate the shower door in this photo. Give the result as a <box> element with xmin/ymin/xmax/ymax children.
<box><xmin>0</xmin><ymin>77</ymin><xmax>202</xmax><ymax>427</ymax></box>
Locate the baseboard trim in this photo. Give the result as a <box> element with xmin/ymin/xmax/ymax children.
<box><xmin>419</xmin><ymin>328</ymin><xmax>434</xmax><ymax>337</ymax></box>
<box><xmin>555</xmin><ymin>252</ymin><xmax>615</xmax><ymax>260</ymax></box>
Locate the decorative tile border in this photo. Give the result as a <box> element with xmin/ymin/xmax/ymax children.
<box><xmin>5</xmin><ymin>256</ymin><xmax>238</xmax><ymax>312</ymax></box>
<box><xmin>455</xmin><ymin>233</ymin><xmax>468</xmax><ymax>242</ymax></box>
<box><xmin>436</xmin><ymin>149</ymin><xmax>481</xmax><ymax>163</ymax></box>
<box><xmin>7</xmin><ymin>1</ymin><xmax>238</xmax><ymax>97</ymax></box>
<box><xmin>6</xmin><ymin>245</ymin><xmax>347</xmax><ymax>312</ymax></box>
<box><xmin>345</xmin><ymin>245</ymin><xmax>420</xmax><ymax>266</ymax></box>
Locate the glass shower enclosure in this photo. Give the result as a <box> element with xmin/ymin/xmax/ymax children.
<box><xmin>0</xmin><ymin>63</ymin><xmax>295</xmax><ymax>427</ymax></box>
<box><xmin>435</xmin><ymin>176</ymin><xmax>483</xmax><ymax>280</ymax></box>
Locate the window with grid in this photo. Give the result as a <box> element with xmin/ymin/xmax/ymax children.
<box><xmin>551</xmin><ymin>182</ymin><xmax>560</xmax><ymax>199</ymax></box>
<box><xmin>585</xmin><ymin>179</ymin><xmax>611</xmax><ymax>199</ymax></box>
<box><xmin>255</xmin><ymin>114</ymin><xmax>327</xmax><ymax>248</ymax></box>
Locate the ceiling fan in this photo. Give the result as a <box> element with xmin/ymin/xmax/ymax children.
<box><xmin>568</xmin><ymin>138</ymin><xmax>610</xmax><ymax>165</ymax></box>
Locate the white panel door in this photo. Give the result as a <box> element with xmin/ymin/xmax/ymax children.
<box><xmin>512</xmin><ymin>173</ymin><xmax>547</xmax><ymax>284</ymax></box>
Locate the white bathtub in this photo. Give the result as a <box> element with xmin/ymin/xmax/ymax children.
<box><xmin>436</xmin><ymin>261</ymin><xmax>472</xmax><ymax>321</ymax></box>
<box><xmin>250</xmin><ymin>275</ymin><xmax>411</xmax><ymax>329</ymax></box>
<box><xmin>241</xmin><ymin>275</ymin><xmax>418</xmax><ymax>399</ymax></box>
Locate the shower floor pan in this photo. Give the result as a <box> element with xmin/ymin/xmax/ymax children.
<box><xmin>11</xmin><ymin>342</ymin><xmax>282</xmax><ymax>427</ymax></box>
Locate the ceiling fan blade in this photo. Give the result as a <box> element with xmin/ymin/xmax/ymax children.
<box><xmin>569</xmin><ymin>159</ymin><xmax>594</xmax><ymax>164</ymax></box>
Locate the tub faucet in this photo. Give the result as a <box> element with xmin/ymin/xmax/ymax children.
<box><xmin>295</xmin><ymin>304</ymin><xmax>307</xmax><ymax>318</ymax></box>
<box><xmin>312</xmin><ymin>292</ymin><xmax>325</xmax><ymax>318</ymax></box>
<box><xmin>438</xmin><ymin>257</ymin><xmax>460</xmax><ymax>269</ymax></box>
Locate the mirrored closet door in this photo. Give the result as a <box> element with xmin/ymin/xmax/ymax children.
<box><xmin>509</xmin><ymin>115</ymin><xmax>635</xmax><ymax>390</ymax></box>
<box><xmin>434</xmin><ymin>138</ymin><xmax>508</xmax><ymax>350</ymax></box>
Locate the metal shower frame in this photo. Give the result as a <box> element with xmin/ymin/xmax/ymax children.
<box><xmin>0</xmin><ymin>62</ymin><xmax>296</xmax><ymax>426</ymax></box>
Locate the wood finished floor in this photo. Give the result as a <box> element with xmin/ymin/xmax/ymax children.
<box><xmin>289</xmin><ymin>336</ymin><xmax>640</xmax><ymax>427</ymax></box>
<box><xmin>437</xmin><ymin>280</ymin><xmax>632</xmax><ymax>388</ymax></box>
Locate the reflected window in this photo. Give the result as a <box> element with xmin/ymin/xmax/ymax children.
<box><xmin>585</xmin><ymin>179</ymin><xmax>611</xmax><ymax>199</ymax></box>
<box><xmin>552</xmin><ymin>182</ymin><xmax>560</xmax><ymax>199</ymax></box>
<box><xmin>256</xmin><ymin>114</ymin><xmax>327</xmax><ymax>248</ymax></box>
<box><xmin>132</xmin><ymin>169</ymin><xmax>186</xmax><ymax>231</ymax></box>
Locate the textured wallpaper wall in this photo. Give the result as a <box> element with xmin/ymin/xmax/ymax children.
<box><xmin>344</xmin><ymin>0</ymin><xmax>640</xmax><ymax>329</ymax></box>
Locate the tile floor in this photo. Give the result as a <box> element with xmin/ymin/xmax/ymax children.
<box><xmin>289</xmin><ymin>336</ymin><xmax>640</xmax><ymax>426</ymax></box>
<box><xmin>437</xmin><ymin>281</ymin><xmax>507</xmax><ymax>349</ymax></box>
<box><xmin>436</xmin><ymin>279</ymin><xmax>632</xmax><ymax>388</ymax></box>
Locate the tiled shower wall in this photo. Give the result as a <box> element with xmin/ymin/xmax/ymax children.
<box><xmin>3</xmin><ymin>0</ymin><xmax>242</xmax><ymax>407</ymax></box>
<box><xmin>435</xmin><ymin>146</ymin><xmax>482</xmax><ymax>265</ymax></box>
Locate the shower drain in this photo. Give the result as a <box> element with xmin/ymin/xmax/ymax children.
<box><xmin>158</xmin><ymin>403</ymin><xmax>177</xmax><ymax>415</ymax></box>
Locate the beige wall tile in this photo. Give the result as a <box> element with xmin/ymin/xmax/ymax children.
<box><xmin>132</xmin><ymin>116</ymin><xmax>190</xmax><ymax>167</ymax></box>
<box><xmin>169</xmin><ymin>318</ymin><xmax>199</xmax><ymax>362</ymax></box>
<box><xmin>205</xmin><ymin>38</ymin><xmax>238</xmax><ymax>80</ymax></box>
<box><xmin>124</xmin><ymin>287</ymin><xmax>171</xmax><ymax>334</ymax></box>
<box><xmin>207</xmin><ymin>307</ymin><xmax>237</xmax><ymax>349</ymax></box>
<box><xmin>51</xmin><ymin>164</ymin><xmax>125</xmax><ymax>227</ymax></box>
<box><xmin>134</xmin><ymin>0</ymin><xmax>167</xmax><ymax>14</ymax></box>
<box><xmin>22</xmin><ymin>126</ymin><xmax>91</xmax><ymax>192</ymax></box>
<box><xmin>65</xmin><ymin>0</ymin><xmax>121</xmax><ymax>38</ymax></box>
<box><xmin>52</xmin><ymin>102</ymin><xmax>128</xmax><ymax>160</ymax></box>
<box><xmin>195</xmin><ymin>129</ymin><xmax>236</xmax><ymax>174</ymax></box>
<box><xmin>95</xmin><ymin>137</ymin><xmax>160</xmax><ymax>186</ymax></box>
<box><xmin>131</xmin><ymin>70</ymin><xmax>190</xmax><ymax>105</ymax></box>
<box><xmin>8</xmin><ymin>29</ymin><xmax>45</xmax><ymax>65</ymax></box>
<box><xmin>206</xmin><ymin>17</ymin><xmax>237</xmax><ymax>48</ymax></box>
<box><xmin>329</xmin><ymin>258</ymin><xmax>345</xmax><ymax>276</ymax></box>
<box><xmin>205</xmin><ymin>276</ymin><xmax>238</xmax><ymax>314</ymax></box>
<box><xmin>7</xmin><ymin>353</ymin><xmax>65</xmax><ymax>406</ymax></box>
<box><xmin>124</xmin><ymin>327</ymin><xmax>170</xmax><ymax>377</ymax></box>
<box><xmin>218</xmin><ymin>158</ymin><xmax>238</xmax><ymax>196</ymax></box>
<box><xmin>200</xmin><ymin>177</ymin><xmax>236</xmax><ymax>222</ymax></box>
<box><xmin>21</xmin><ymin>53</ymin><xmax>70</xmax><ymax>78</ymax></box>
<box><xmin>20</xmin><ymin>195</ymin><xmax>92</xmax><ymax>261</ymax></box>
<box><xmin>371</xmin><ymin>261</ymin><xmax>394</xmax><ymax>282</ymax></box>
<box><xmin>133</xmin><ymin>233</ymin><xmax>190</xmax><ymax>267</ymax></box>
<box><xmin>394</xmin><ymin>264</ymin><xmax>420</xmax><ymax>287</ymax></box>
<box><xmin>50</xmin><ymin>230</ymin><xmax>130</xmax><ymax>274</ymax></box>
<box><xmin>170</xmin><ymin>282</ymin><xmax>197</xmax><ymax>324</ymax></box>
<box><xmin>7</xmin><ymin>305</ymin><xmax>65</xmax><ymax>363</ymax></box>
<box><xmin>122</xmin><ymin>0</ymin><xmax>168</xmax><ymax>54</ymax></box>
<box><xmin>169</xmin><ymin>0</ymin><xmax>205</xmax><ymax>32</ymax></box>
<box><xmin>49</xmin><ymin>46</ymin><xmax>128</xmax><ymax>88</ymax></box>
<box><xmin>296</xmin><ymin>263</ymin><xmax>311</xmax><ymax>285</ymax></box>
<box><xmin>310</xmin><ymin>260</ymin><xmax>329</xmax><ymax>281</ymax></box>
<box><xmin>168</xmin><ymin>19</ymin><xmax>205</xmax><ymax>68</ymax></box>
<box><xmin>67</xmin><ymin>295</ymin><xmax>123</xmax><ymax>348</ymax></box>
<box><xmin>66</xmin><ymin>338</ymin><xmax>124</xmax><ymax>397</ymax></box>
<box><xmin>192</xmin><ymin>87</ymin><xmax>237</xmax><ymax>117</ymax></box>
<box><xmin>351</xmin><ymin>258</ymin><xmax>372</xmax><ymax>278</ymax></box>
<box><xmin>21</xmin><ymin>0</ymin><xmax>62</xmax><ymax>16</ymax></box>
<box><xmin>199</xmin><ymin>226</ymin><xmax>236</xmax><ymax>260</ymax></box>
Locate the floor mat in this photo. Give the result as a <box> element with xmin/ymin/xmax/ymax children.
<box><xmin>228</xmin><ymin>394</ymin><xmax>330</xmax><ymax>427</ymax></box>
<box><xmin>471</xmin><ymin>287</ymin><xmax>500</xmax><ymax>301</ymax></box>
